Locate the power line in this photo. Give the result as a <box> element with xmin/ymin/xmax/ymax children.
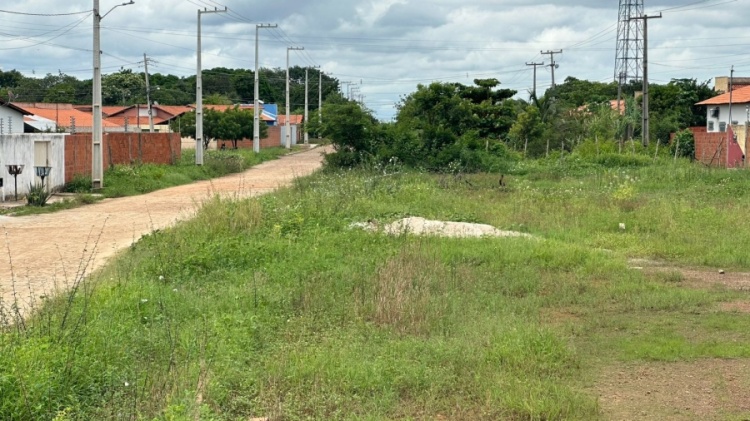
<box><xmin>0</xmin><ymin>8</ymin><xmax>91</xmax><ymax>16</ymax></box>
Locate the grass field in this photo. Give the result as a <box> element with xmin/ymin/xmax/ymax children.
<box><xmin>2</xmin><ymin>156</ymin><xmax>750</xmax><ymax>420</ymax></box>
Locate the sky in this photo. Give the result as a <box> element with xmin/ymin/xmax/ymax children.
<box><xmin>0</xmin><ymin>0</ymin><xmax>748</xmax><ymax>120</ymax></box>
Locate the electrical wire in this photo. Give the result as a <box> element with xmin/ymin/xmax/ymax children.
<box><xmin>0</xmin><ymin>8</ymin><xmax>91</xmax><ymax>17</ymax></box>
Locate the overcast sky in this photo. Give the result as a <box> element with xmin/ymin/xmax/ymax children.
<box><xmin>1</xmin><ymin>0</ymin><xmax>747</xmax><ymax>119</ymax></box>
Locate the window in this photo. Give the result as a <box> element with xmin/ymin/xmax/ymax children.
<box><xmin>711</xmin><ymin>107</ymin><xmax>720</xmax><ymax>118</ymax></box>
<box><xmin>719</xmin><ymin>122</ymin><xmax>727</xmax><ymax>132</ymax></box>
<box><xmin>708</xmin><ymin>121</ymin><xmax>715</xmax><ymax>131</ymax></box>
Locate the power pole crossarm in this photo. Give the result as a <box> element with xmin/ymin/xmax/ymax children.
<box><xmin>540</xmin><ymin>50</ymin><xmax>562</xmax><ymax>89</ymax></box>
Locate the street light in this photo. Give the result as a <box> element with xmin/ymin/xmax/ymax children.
<box><xmin>92</xmin><ymin>0</ymin><xmax>134</xmax><ymax>190</ymax></box>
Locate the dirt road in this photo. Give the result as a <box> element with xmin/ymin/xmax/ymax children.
<box><xmin>1</xmin><ymin>146</ymin><xmax>329</xmax><ymax>316</ymax></box>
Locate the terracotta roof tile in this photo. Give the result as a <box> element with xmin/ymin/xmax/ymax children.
<box><xmin>697</xmin><ymin>85</ymin><xmax>750</xmax><ymax>105</ymax></box>
<box><xmin>13</xmin><ymin>103</ymin><xmax>122</xmax><ymax>128</ymax></box>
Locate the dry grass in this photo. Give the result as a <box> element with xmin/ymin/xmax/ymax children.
<box><xmin>361</xmin><ymin>244</ymin><xmax>447</xmax><ymax>335</ymax></box>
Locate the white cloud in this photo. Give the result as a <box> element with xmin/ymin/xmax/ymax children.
<box><xmin>1</xmin><ymin>0</ymin><xmax>748</xmax><ymax>119</ymax></box>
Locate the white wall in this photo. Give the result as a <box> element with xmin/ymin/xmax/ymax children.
<box><xmin>280</xmin><ymin>125</ymin><xmax>298</xmax><ymax>146</ymax></box>
<box><xmin>0</xmin><ymin>134</ymin><xmax>65</xmax><ymax>201</ymax></box>
<box><xmin>0</xmin><ymin>106</ymin><xmax>25</xmax><ymax>135</ymax></box>
<box><xmin>706</xmin><ymin>103</ymin><xmax>750</xmax><ymax>133</ymax></box>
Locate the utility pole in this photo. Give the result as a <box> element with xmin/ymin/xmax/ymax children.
<box><xmin>525</xmin><ymin>61</ymin><xmax>544</xmax><ymax>98</ymax></box>
<box><xmin>143</xmin><ymin>53</ymin><xmax>154</xmax><ymax>132</ymax></box>
<box><xmin>92</xmin><ymin>0</ymin><xmax>134</xmax><ymax>189</ymax></box>
<box><xmin>629</xmin><ymin>13</ymin><xmax>661</xmax><ymax>147</ymax></box>
<box><xmin>304</xmin><ymin>65</ymin><xmax>320</xmax><ymax>145</ymax></box>
<box><xmin>196</xmin><ymin>6</ymin><xmax>227</xmax><ymax>165</ymax></box>
<box><xmin>318</xmin><ymin>69</ymin><xmax>323</xmax><ymax>138</ymax></box>
<box><xmin>286</xmin><ymin>46</ymin><xmax>304</xmax><ymax>149</ymax></box>
<box><xmin>540</xmin><ymin>50</ymin><xmax>562</xmax><ymax>89</ymax></box>
<box><xmin>253</xmin><ymin>23</ymin><xmax>276</xmax><ymax>153</ymax></box>
<box><xmin>728</xmin><ymin>66</ymin><xmax>734</xmax><ymax>167</ymax></box>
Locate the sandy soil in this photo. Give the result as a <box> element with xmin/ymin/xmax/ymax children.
<box><xmin>0</xmin><ymin>146</ymin><xmax>330</xmax><ymax>316</ymax></box>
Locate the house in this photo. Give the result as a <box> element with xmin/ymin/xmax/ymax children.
<box><xmin>12</xmin><ymin>103</ymin><xmax>123</xmax><ymax>133</ymax></box>
<box><xmin>714</xmin><ymin>76</ymin><xmax>750</xmax><ymax>94</ymax></box>
<box><xmin>102</xmin><ymin>104</ymin><xmax>194</xmax><ymax>132</ymax></box>
<box><xmin>0</xmin><ymin>101</ymin><xmax>30</xmax><ymax>134</ymax></box>
<box><xmin>695</xmin><ymin>85</ymin><xmax>750</xmax><ymax>133</ymax></box>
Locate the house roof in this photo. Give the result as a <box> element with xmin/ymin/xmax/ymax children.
<box><xmin>104</xmin><ymin>116</ymin><xmax>171</xmax><ymax>126</ymax></box>
<box><xmin>0</xmin><ymin>100</ymin><xmax>32</xmax><ymax>115</ymax></box>
<box><xmin>197</xmin><ymin>104</ymin><xmax>275</xmax><ymax>121</ymax></box>
<box><xmin>696</xmin><ymin>85</ymin><xmax>750</xmax><ymax>106</ymax></box>
<box><xmin>153</xmin><ymin>105</ymin><xmax>194</xmax><ymax>118</ymax></box>
<box><xmin>13</xmin><ymin>103</ymin><xmax>122</xmax><ymax>129</ymax></box>
<box><xmin>277</xmin><ymin>114</ymin><xmax>304</xmax><ymax>125</ymax></box>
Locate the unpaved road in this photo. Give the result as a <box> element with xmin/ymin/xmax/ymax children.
<box><xmin>1</xmin><ymin>146</ymin><xmax>329</xmax><ymax>316</ymax></box>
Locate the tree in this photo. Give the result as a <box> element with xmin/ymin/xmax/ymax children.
<box><xmin>320</xmin><ymin>101</ymin><xmax>377</xmax><ymax>167</ymax></box>
<box><xmin>102</xmin><ymin>69</ymin><xmax>146</xmax><ymax>105</ymax></box>
<box><xmin>508</xmin><ymin>105</ymin><xmax>546</xmax><ymax>156</ymax></box>
<box><xmin>170</xmin><ymin>107</ymin><xmax>266</xmax><ymax>150</ymax></box>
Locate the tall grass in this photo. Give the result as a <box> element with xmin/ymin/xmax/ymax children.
<box><xmin>2</xmin><ymin>157</ymin><xmax>750</xmax><ymax>419</ymax></box>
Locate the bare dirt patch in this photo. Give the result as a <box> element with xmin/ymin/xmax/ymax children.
<box><xmin>595</xmin><ymin>359</ymin><xmax>750</xmax><ymax>420</ymax></box>
<box><xmin>719</xmin><ymin>301</ymin><xmax>750</xmax><ymax>314</ymax></box>
<box><xmin>1</xmin><ymin>146</ymin><xmax>330</xmax><ymax>317</ymax></box>
<box><xmin>629</xmin><ymin>259</ymin><xmax>750</xmax><ymax>291</ymax></box>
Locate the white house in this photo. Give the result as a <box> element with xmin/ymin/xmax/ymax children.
<box><xmin>697</xmin><ymin>85</ymin><xmax>750</xmax><ymax>133</ymax></box>
<box><xmin>0</xmin><ymin>101</ymin><xmax>29</xmax><ymax>134</ymax></box>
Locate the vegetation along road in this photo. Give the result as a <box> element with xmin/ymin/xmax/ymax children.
<box><xmin>0</xmin><ymin>146</ymin><xmax>329</xmax><ymax>318</ymax></box>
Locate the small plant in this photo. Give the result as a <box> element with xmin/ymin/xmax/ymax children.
<box><xmin>26</xmin><ymin>182</ymin><xmax>51</xmax><ymax>207</ymax></box>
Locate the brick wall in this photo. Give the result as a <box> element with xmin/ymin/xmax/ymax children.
<box><xmin>65</xmin><ymin>132</ymin><xmax>181</xmax><ymax>182</ymax></box>
<box><xmin>691</xmin><ymin>126</ymin><xmax>747</xmax><ymax>168</ymax></box>
<box><xmin>216</xmin><ymin>126</ymin><xmax>283</xmax><ymax>150</ymax></box>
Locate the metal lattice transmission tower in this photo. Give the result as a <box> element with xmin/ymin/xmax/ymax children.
<box><xmin>614</xmin><ymin>0</ymin><xmax>644</xmax><ymax>84</ymax></box>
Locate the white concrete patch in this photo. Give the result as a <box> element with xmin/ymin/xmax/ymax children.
<box><xmin>350</xmin><ymin>217</ymin><xmax>534</xmax><ymax>239</ymax></box>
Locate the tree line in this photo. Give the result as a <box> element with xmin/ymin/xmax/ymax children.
<box><xmin>0</xmin><ymin>67</ymin><xmax>340</xmax><ymax>113</ymax></box>
<box><xmin>318</xmin><ymin>76</ymin><xmax>715</xmax><ymax>171</ymax></box>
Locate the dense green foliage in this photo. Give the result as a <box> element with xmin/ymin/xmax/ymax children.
<box><xmin>170</xmin><ymin>107</ymin><xmax>268</xmax><ymax>149</ymax></box>
<box><xmin>0</xmin><ymin>67</ymin><xmax>339</xmax><ymax>110</ymax></box>
<box><xmin>321</xmin><ymin>75</ymin><xmax>715</xmax><ymax>170</ymax></box>
<box><xmin>3</xmin><ymin>156</ymin><xmax>750</xmax><ymax>420</ymax></box>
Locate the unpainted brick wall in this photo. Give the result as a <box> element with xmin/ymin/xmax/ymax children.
<box><xmin>65</xmin><ymin>132</ymin><xmax>181</xmax><ymax>182</ymax></box>
<box><xmin>215</xmin><ymin>126</ymin><xmax>284</xmax><ymax>149</ymax></box>
<box><xmin>691</xmin><ymin>126</ymin><xmax>747</xmax><ymax>168</ymax></box>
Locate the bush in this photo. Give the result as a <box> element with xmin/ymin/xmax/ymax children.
<box><xmin>592</xmin><ymin>153</ymin><xmax>651</xmax><ymax>168</ymax></box>
<box><xmin>64</xmin><ymin>174</ymin><xmax>91</xmax><ymax>193</ymax></box>
<box><xmin>26</xmin><ymin>183</ymin><xmax>51</xmax><ymax>207</ymax></box>
<box><xmin>671</xmin><ymin>129</ymin><xmax>695</xmax><ymax>160</ymax></box>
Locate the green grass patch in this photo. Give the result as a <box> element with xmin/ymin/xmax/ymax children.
<box><xmin>3</xmin><ymin>158</ymin><xmax>750</xmax><ymax>419</ymax></box>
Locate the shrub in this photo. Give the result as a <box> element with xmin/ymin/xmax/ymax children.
<box><xmin>26</xmin><ymin>183</ymin><xmax>51</xmax><ymax>207</ymax></box>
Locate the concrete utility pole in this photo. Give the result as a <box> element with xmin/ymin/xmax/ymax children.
<box><xmin>540</xmin><ymin>50</ymin><xmax>562</xmax><ymax>89</ymax></box>
<box><xmin>92</xmin><ymin>0</ymin><xmax>134</xmax><ymax>189</ymax></box>
<box><xmin>629</xmin><ymin>13</ymin><xmax>661</xmax><ymax>147</ymax></box>
<box><xmin>303</xmin><ymin>66</ymin><xmax>319</xmax><ymax>145</ymax></box>
<box><xmin>286</xmin><ymin>46</ymin><xmax>304</xmax><ymax>149</ymax></box>
<box><xmin>526</xmin><ymin>61</ymin><xmax>544</xmax><ymax>98</ymax></box>
<box><xmin>253</xmin><ymin>23</ymin><xmax>277</xmax><ymax>153</ymax></box>
<box><xmin>728</xmin><ymin>66</ymin><xmax>734</xmax><ymax>166</ymax></box>
<box><xmin>196</xmin><ymin>6</ymin><xmax>227</xmax><ymax>165</ymax></box>
<box><xmin>318</xmin><ymin>69</ymin><xmax>323</xmax><ymax>138</ymax></box>
<box><xmin>143</xmin><ymin>53</ymin><xmax>154</xmax><ymax>132</ymax></box>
